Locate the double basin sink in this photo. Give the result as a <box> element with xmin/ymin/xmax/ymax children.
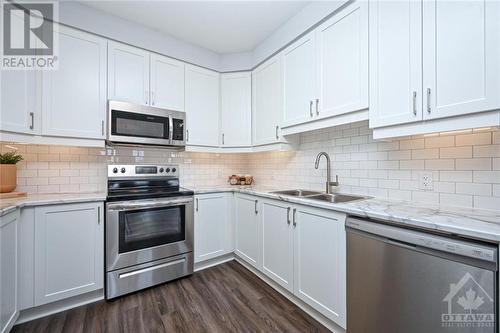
<box><xmin>270</xmin><ymin>189</ymin><xmax>368</xmax><ymax>203</ymax></box>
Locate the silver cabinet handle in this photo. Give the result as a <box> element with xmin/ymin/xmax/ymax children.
<box><xmin>101</xmin><ymin>120</ymin><xmax>105</xmax><ymax>136</ymax></box>
<box><xmin>292</xmin><ymin>208</ymin><xmax>297</xmax><ymax>227</ymax></box>
<box><xmin>145</xmin><ymin>91</ymin><xmax>149</xmax><ymax>105</ymax></box>
<box><xmin>222</xmin><ymin>133</ymin><xmax>225</xmax><ymax>145</ymax></box>
<box><xmin>29</xmin><ymin>112</ymin><xmax>34</xmax><ymax>130</ymax></box>
<box><xmin>412</xmin><ymin>91</ymin><xmax>417</xmax><ymax>116</ymax></box>
<box><xmin>254</xmin><ymin>200</ymin><xmax>258</xmax><ymax>214</ymax></box>
<box><xmin>186</xmin><ymin>129</ymin><xmax>189</xmax><ymax>142</ymax></box>
<box><xmin>287</xmin><ymin>207</ymin><xmax>291</xmax><ymax>225</ymax></box>
<box><xmin>97</xmin><ymin>206</ymin><xmax>101</xmax><ymax>225</ymax></box>
<box><xmin>426</xmin><ymin>88</ymin><xmax>431</xmax><ymax>114</ymax></box>
<box><xmin>196</xmin><ymin>198</ymin><xmax>199</xmax><ymax>212</ymax></box>
<box><xmin>275</xmin><ymin>125</ymin><xmax>279</xmax><ymax>140</ymax></box>
<box><xmin>151</xmin><ymin>91</ymin><xmax>155</xmax><ymax>106</ymax></box>
<box><xmin>309</xmin><ymin>100</ymin><xmax>313</xmax><ymax>117</ymax></box>
<box><xmin>315</xmin><ymin>99</ymin><xmax>319</xmax><ymax>116</ymax></box>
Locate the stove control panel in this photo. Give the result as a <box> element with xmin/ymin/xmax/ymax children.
<box><xmin>108</xmin><ymin>165</ymin><xmax>179</xmax><ymax>178</ymax></box>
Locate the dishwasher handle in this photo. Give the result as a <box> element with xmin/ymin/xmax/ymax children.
<box><xmin>346</xmin><ymin>217</ymin><xmax>498</xmax><ymax>265</ymax></box>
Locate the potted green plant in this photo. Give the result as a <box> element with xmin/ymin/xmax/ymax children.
<box><xmin>0</xmin><ymin>151</ymin><xmax>23</xmax><ymax>193</ymax></box>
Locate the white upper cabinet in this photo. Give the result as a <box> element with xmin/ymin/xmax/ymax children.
<box><xmin>150</xmin><ymin>54</ymin><xmax>185</xmax><ymax>111</ymax></box>
<box><xmin>316</xmin><ymin>1</ymin><xmax>368</xmax><ymax>119</ymax></box>
<box><xmin>369</xmin><ymin>0</ymin><xmax>423</xmax><ymax>128</ymax></box>
<box><xmin>185</xmin><ymin>65</ymin><xmax>220</xmax><ymax>147</ymax></box>
<box><xmin>422</xmin><ymin>0</ymin><xmax>500</xmax><ymax>120</ymax></box>
<box><xmin>220</xmin><ymin>72</ymin><xmax>252</xmax><ymax>147</ymax></box>
<box><xmin>252</xmin><ymin>55</ymin><xmax>284</xmax><ymax>145</ymax></box>
<box><xmin>108</xmin><ymin>42</ymin><xmax>150</xmax><ymax>105</ymax></box>
<box><xmin>1</xmin><ymin>70</ymin><xmax>38</xmax><ymax>135</ymax></box>
<box><xmin>42</xmin><ymin>26</ymin><xmax>107</xmax><ymax>139</ymax></box>
<box><xmin>282</xmin><ymin>32</ymin><xmax>316</xmax><ymax>127</ymax></box>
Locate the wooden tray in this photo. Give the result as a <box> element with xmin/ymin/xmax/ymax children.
<box><xmin>0</xmin><ymin>191</ymin><xmax>27</xmax><ymax>199</ymax></box>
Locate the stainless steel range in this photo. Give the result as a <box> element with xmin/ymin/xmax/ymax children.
<box><xmin>105</xmin><ymin>164</ymin><xmax>194</xmax><ymax>299</ymax></box>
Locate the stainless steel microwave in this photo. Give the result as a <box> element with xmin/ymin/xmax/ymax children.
<box><xmin>107</xmin><ymin>100</ymin><xmax>186</xmax><ymax>147</ymax></box>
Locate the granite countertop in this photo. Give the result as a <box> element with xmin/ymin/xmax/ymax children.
<box><xmin>188</xmin><ymin>185</ymin><xmax>500</xmax><ymax>243</ymax></box>
<box><xmin>0</xmin><ymin>192</ymin><xmax>107</xmax><ymax>216</ymax></box>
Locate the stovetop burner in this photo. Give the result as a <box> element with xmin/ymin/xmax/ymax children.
<box><xmin>106</xmin><ymin>164</ymin><xmax>193</xmax><ymax>202</ymax></box>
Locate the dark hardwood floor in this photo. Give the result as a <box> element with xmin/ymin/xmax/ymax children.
<box><xmin>13</xmin><ymin>260</ymin><xmax>329</xmax><ymax>333</ymax></box>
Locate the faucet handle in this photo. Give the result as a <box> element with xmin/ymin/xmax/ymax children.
<box><xmin>330</xmin><ymin>175</ymin><xmax>339</xmax><ymax>187</ymax></box>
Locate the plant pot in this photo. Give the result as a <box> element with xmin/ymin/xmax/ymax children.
<box><xmin>0</xmin><ymin>164</ymin><xmax>17</xmax><ymax>193</ymax></box>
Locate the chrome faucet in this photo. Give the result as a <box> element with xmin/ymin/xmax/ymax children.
<box><xmin>314</xmin><ymin>152</ymin><xmax>339</xmax><ymax>194</ymax></box>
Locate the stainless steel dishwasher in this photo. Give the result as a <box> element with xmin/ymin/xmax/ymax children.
<box><xmin>346</xmin><ymin>217</ymin><xmax>498</xmax><ymax>333</ymax></box>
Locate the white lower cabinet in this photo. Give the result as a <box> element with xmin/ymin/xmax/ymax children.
<box><xmin>194</xmin><ymin>193</ymin><xmax>233</xmax><ymax>263</ymax></box>
<box><xmin>293</xmin><ymin>205</ymin><xmax>346</xmax><ymax>328</ymax></box>
<box><xmin>235</xmin><ymin>194</ymin><xmax>261</xmax><ymax>269</ymax></box>
<box><xmin>261</xmin><ymin>200</ymin><xmax>294</xmax><ymax>292</ymax></box>
<box><xmin>33</xmin><ymin>202</ymin><xmax>104</xmax><ymax>306</ymax></box>
<box><xmin>258</xmin><ymin>198</ymin><xmax>346</xmax><ymax>328</ymax></box>
<box><xmin>0</xmin><ymin>210</ymin><xmax>19</xmax><ymax>333</ymax></box>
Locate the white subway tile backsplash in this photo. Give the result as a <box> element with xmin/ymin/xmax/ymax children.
<box><xmin>4</xmin><ymin>123</ymin><xmax>499</xmax><ymax>211</ymax></box>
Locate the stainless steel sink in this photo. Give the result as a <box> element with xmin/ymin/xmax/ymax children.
<box><xmin>270</xmin><ymin>189</ymin><xmax>323</xmax><ymax>197</ymax></box>
<box><xmin>305</xmin><ymin>193</ymin><xmax>368</xmax><ymax>203</ymax></box>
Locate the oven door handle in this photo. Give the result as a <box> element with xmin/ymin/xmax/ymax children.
<box><xmin>107</xmin><ymin>197</ymin><xmax>193</xmax><ymax>212</ymax></box>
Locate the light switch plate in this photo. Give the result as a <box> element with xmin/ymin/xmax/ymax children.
<box><xmin>419</xmin><ymin>172</ymin><xmax>434</xmax><ymax>191</ymax></box>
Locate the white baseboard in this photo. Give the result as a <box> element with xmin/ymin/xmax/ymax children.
<box><xmin>194</xmin><ymin>253</ymin><xmax>235</xmax><ymax>272</ymax></box>
<box><xmin>234</xmin><ymin>256</ymin><xmax>346</xmax><ymax>333</ymax></box>
<box><xmin>15</xmin><ymin>289</ymin><xmax>104</xmax><ymax>325</ymax></box>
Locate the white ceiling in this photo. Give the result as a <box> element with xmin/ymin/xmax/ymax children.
<box><xmin>82</xmin><ymin>1</ymin><xmax>310</xmax><ymax>54</ymax></box>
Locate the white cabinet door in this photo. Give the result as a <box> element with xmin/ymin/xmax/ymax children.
<box><xmin>185</xmin><ymin>65</ymin><xmax>220</xmax><ymax>147</ymax></box>
<box><xmin>369</xmin><ymin>0</ymin><xmax>423</xmax><ymax>128</ymax></box>
<box><xmin>0</xmin><ymin>70</ymin><xmax>37</xmax><ymax>135</ymax></box>
<box><xmin>194</xmin><ymin>193</ymin><xmax>232</xmax><ymax>263</ymax></box>
<box><xmin>0</xmin><ymin>210</ymin><xmax>19</xmax><ymax>333</ymax></box>
<box><xmin>261</xmin><ymin>199</ymin><xmax>294</xmax><ymax>292</ymax></box>
<box><xmin>282</xmin><ymin>32</ymin><xmax>316</xmax><ymax>127</ymax></box>
<box><xmin>34</xmin><ymin>202</ymin><xmax>103</xmax><ymax>306</ymax></box>
<box><xmin>235</xmin><ymin>194</ymin><xmax>261</xmax><ymax>269</ymax></box>
<box><xmin>220</xmin><ymin>72</ymin><xmax>252</xmax><ymax>147</ymax></box>
<box><xmin>108</xmin><ymin>41</ymin><xmax>150</xmax><ymax>105</ymax></box>
<box><xmin>423</xmin><ymin>0</ymin><xmax>500</xmax><ymax>120</ymax></box>
<box><xmin>41</xmin><ymin>26</ymin><xmax>106</xmax><ymax>139</ymax></box>
<box><xmin>252</xmin><ymin>56</ymin><xmax>284</xmax><ymax>145</ymax></box>
<box><xmin>316</xmin><ymin>1</ymin><xmax>368</xmax><ymax>119</ymax></box>
<box><xmin>293</xmin><ymin>205</ymin><xmax>346</xmax><ymax>328</ymax></box>
<box><xmin>150</xmin><ymin>54</ymin><xmax>185</xmax><ymax>111</ymax></box>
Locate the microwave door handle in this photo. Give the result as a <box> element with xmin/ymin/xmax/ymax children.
<box><xmin>168</xmin><ymin>115</ymin><xmax>174</xmax><ymax>143</ymax></box>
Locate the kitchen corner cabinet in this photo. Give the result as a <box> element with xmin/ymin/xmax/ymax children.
<box><xmin>220</xmin><ymin>72</ymin><xmax>252</xmax><ymax>147</ymax></box>
<box><xmin>235</xmin><ymin>194</ymin><xmax>261</xmax><ymax>269</ymax></box>
<box><xmin>34</xmin><ymin>202</ymin><xmax>103</xmax><ymax>306</ymax></box>
<box><xmin>108</xmin><ymin>41</ymin><xmax>150</xmax><ymax>105</ymax></box>
<box><xmin>370</xmin><ymin>0</ymin><xmax>500</xmax><ymax>130</ymax></box>
<box><xmin>261</xmin><ymin>199</ymin><xmax>294</xmax><ymax>292</ymax></box>
<box><xmin>0</xmin><ymin>210</ymin><xmax>19</xmax><ymax>333</ymax></box>
<box><xmin>252</xmin><ymin>56</ymin><xmax>285</xmax><ymax>146</ymax></box>
<box><xmin>194</xmin><ymin>193</ymin><xmax>233</xmax><ymax>263</ymax></box>
<box><xmin>185</xmin><ymin>65</ymin><xmax>220</xmax><ymax>147</ymax></box>
<box><xmin>42</xmin><ymin>26</ymin><xmax>107</xmax><ymax>139</ymax></box>
<box><xmin>282</xmin><ymin>0</ymin><xmax>368</xmax><ymax>129</ymax></box>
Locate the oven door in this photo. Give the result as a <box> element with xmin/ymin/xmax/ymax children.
<box><xmin>106</xmin><ymin>196</ymin><xmax>193</xmax><ymax>271</ymax></box>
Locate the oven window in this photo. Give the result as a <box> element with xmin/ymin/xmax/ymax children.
<box><xmin>118</xmin><ymin>206</ymin><xmax>185</xmax><ymax>253</ymax></box>
<box><xmin>111</xmin><ymin>110</ymin><xmax>169</xmax><ymax>139</ymax></box>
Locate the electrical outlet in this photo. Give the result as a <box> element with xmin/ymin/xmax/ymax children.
<box><xmin>419</xmin><ymin>172</ymin><xmax>434</xmax><ymax>191</ymax></box>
